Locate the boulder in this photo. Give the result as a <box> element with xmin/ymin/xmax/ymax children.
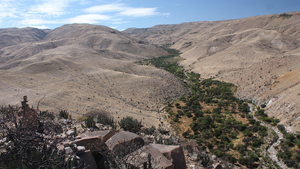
<box><xmin>77</xmin><ymin>146</ymin><xmax>86</xmax><ymax>155</ymax></box>
<box><xmin>211</xmin><ymin>155</ymin><xmax>217</xmax><ymax>161</ymax></box>
<box><xmin>73</xmin><ymin>137</ymin><xmax>102</xmax><ymax>150</ymax></box>
<box><xmin>73</xmin><ymin>130</ymin><xmax>115</xmax><ymax>151</ymax></box>
<box><xmin>78</xmin><ymin>150</ymin><xmax>97</xmax><ymax>169</ymax></box>
<box><xmin>105</xmin><ymin>131</ymin><xmax>144</xmax><ymax>156</ymax></box>
<box><xmin>66</xmin><ymin>129</ymin><xmax>75</xmax><ymax>136</ymax></box>
<box><xmin>65</xmin><ymin>147</ymin><xmax>73</xmax><ymax>154</ymax></box>
<box><xmin>214</xmin><ymin>162</ymin><xmax>222</xmax><ymax>169</ymax></box>
<box><xmin>57</xmin><ymin>144</ymin><xmax>64</xmax><ymax>151</ymax></box>
<box><xmin>125</xmin><ymin>145</ymin><xmax>174</xmax><ymax>169</ymax></box>
<box><xmin>80</xmin><ymin>130</ymin><xmax>115</xmax><ymax>142</ymax></box>
<box><xmin>150</xmin><ymin>144</ymin><xmax>186</xmax><ymax>169</ymax></box>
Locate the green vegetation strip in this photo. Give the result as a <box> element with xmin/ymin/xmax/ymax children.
<box><xmin>137</xmin><ymin>45</ymin><xmax>300</xmax><ymax>168</ymax></box>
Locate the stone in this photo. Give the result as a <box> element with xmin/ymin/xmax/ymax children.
<box><xmin>105</xmin><ymin>131</ymin><xmax>144</xmax><ymax>156</ymax></box>
<box><xmin>125</xmin><ymin>145</ymin><xmax>174</xmax><ymax>169</ymax></box>
<box><xmin>73</xmin><ymin>130</ymin><xmax>115</xmax><ymax>150</ymax></box>
<box><xmin>214</xmin><ymin>162</ymin><xmax>222</xmax><ymax>169</ymax></box>
<box><xmin>66</xmin><ymin>129</ymin><xmax>75</xmax><ymax>136</ymax></box>
<box><xmin>80</xmin><ymin>130</ymin><xmax>115</xmax><ymax>142</ymax></box>
<box><xmin>77</xmin><ymin>146</ymin><xmax>86</xmax><ymax>155</ymax></box>
<box><xmin>211</xmin><ymin>155</ymin><xmax>217</xmax><ymax>161</ymax></box>
<box><xmin>40</xmin><ymin>120</ymin><xmax>63</xmax><ymax>134</ymax></box>
<box><xmin>73</xmin><ymin>136</ymin><xmax>102</xmax><ymax>151</ymax></box>
<box><xmin>57</xmin><ymin>145</ymin><xmax>64</xmax><ymax>151</ymax></box>
<box><xmin>150</xmin><ymin>144</ymin><xmax>187</xmax><ymax>169</ymax></box>
<box><xmin>190</xmin><ymin>154</ymin><xmax>198</xmax><ymax>162</ymax></box>
<box><xmin>65</xmin><ymin>147</ymin><xmax>73</xmax><ymax>154</ymax></box>
<box><xmin>78</xmin><ymin>150</ymin><xmax>97</xmax><ymax>169</ymax></box>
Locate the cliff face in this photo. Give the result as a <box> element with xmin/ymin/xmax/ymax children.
<box><xmin>124</xmin><ymin>12</ymin><xmax>300</xmax><ymax>132</ymax></box>
<box><xmin>0</xmin><ymin>24</ymin><xmax>189</xmax><ymax>127</ymax></box>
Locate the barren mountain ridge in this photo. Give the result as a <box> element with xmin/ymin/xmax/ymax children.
<box><xmin>0</xmin><ymin>24</ymin><xmax>189</xmax><ymax>127</ymax></box>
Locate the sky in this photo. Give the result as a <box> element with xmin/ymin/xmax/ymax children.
<box><xmin>0</xmin><ymin>0</ymin><xmax>299</xmax><ymax>30</ymax></box>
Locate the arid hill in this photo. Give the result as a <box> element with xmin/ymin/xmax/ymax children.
<box><xmin>0</xmin><ymin>24</ymin><xmax>189</xmax><ymax>127</ymax></box>
<box><xmin>124</xmin><ymin>12</ymin><xmax>300</xmax><ymax>132</ymax></box>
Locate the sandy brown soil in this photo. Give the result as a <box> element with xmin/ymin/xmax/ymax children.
<box><xmin>0</xmin><ymin>24</ymin><xmax>189</xmax><ymax>127</ymax></box>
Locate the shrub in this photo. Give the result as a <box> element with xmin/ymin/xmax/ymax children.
<box><xmin>39</xmin><ymin>110</ymin><xmax>55</xmax><ymax>120</ymax></box>
<box><xmin>185</xmin><ymin>111</ymin><xmax>193</xmax><ymax>117</ymax></box>
<box><xmin>84</xmin><ymin>117</ymin><xmax>96</xmax><ymax>128</ymax></box>
<box><xmin>157</xmin><ymin>127</ymin><xmax>168</xmax><ymax>134</ymax></box>
<box><xmin>0</xmin><ymin>105</ymin><xmax>76</xmax><ymax>168</ymax></box>
<box><xmin>243</xmin><ymin>129</ymin><xmax>253</xmax><ymax>137</ymax></box>
<box><xmin>213</xmin><ymin>150</ymin><xmax>223</xmax><ymax>157</ymax></box>
<box><xmin>85</xmin><ymin>110</ymin><xmax>116</xmax><ymax>129</ymax></box>
<box><xmin>179</xmin><ymin>96</ymin><xmax>186</xmax><ymax>102</ymax></box>
<box><xmin>172</xmin><ymin>117</ymin><xmax>179</xmax><ymax>123</ymax></box>
<box><xmin>59</xmin><ymin>110</ymin><xmax>70</xmax><ymax>119</ymax></box>
<box><xmin>229</xmin><ymin>156</ymin><xmax>237</xmax><ymax>164</ymax></box>
<box><xmin>144</xmin><ymin>126</ymin><xmax>156</xmax><ymax>135</ymax></box>
<box><xmin>76</xmin><ymin>116</ymin><xmax>87</xmax><ymax>121</ymax></box>
<box><xmin>279</xmin><ymin>13</ymin><xmax>292</xmax><ymax>19</ymax></box>
<box><xmin>119</xmin><ymin>116</ymin><xmax>143</xmax><ymax>133</ymax></box>
<box><xmin>182</xmin><ymin>129</ymin><xmax>191</xmax><ymax>138</ymax></box>
<box><xmin>177</xmin><ymin>110</ymin><xmax>184</xmax><ymax>116</ymax></box>
<box><xmin>207</xmin><ymin>143</ymin><xmax>213</xmax><ymax>149</ymax></box>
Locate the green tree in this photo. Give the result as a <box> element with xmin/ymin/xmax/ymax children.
<box><xmin>119</xmin><ymin>116</ymin><xmax>143</xmax><ymax>133</ymax></box>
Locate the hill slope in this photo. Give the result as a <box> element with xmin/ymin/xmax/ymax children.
<box><xmin>0</xmin><ymin>24</ymin><xmax>189</xmax><ymax>126</ymax></box>
<box><xmin>124</xmin><ymin>12</ymin><xmax>300</xmax><ymax>132</ymax></box>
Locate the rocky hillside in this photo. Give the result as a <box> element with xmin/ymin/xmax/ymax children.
<box><xmin>124</xmin><ymin>12</ymin><xmax>300</xmax><ymax>132</ymax></box>
<box><xmin>0</xmin><ymin>27</ymin><xmax>48</xmax><ymax>47</ymax></box>
<box><xmin>0</xmin><ymin>24</ymin><xmax>189</xmax><ymax>127</ymax></box>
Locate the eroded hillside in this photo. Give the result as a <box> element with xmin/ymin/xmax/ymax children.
<box><xmin>124</xmin><ymin>12</ymin><xmax>300</xmax><ymax>132</ymax></box>
<box><xmin>0</xmin><ymin>24</ymin><xmax>189</xmax><ymax>127</ymax></box>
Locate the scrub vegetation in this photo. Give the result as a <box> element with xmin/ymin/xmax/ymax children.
<box><xmin>138</xmin><ymin>45</ymin><xmax>300</xmax><ymax>168</ymax></box>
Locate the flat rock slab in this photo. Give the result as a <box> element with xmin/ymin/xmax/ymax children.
<box><xmin>125</xmin><ymin>145</ymin><xmax>174</xmax><ymax>169</ymax></box>
<box><xmin>150</xmin><ymin>144</ymin><xmax>186</xmax><ymax>169</ymax></box>
<box><xmin>80</xmin><ymin>130</ymin><xmax>116</xmax><ymax>142</ymax></box>
<box><xmin>73</xmin><ymin>130</ymin><xmax>115</xmax><ymax>151</ymax></box>
<box><xmin>105</xmin><ymin>131</ymin><xmax>144</xmax><ymax>156</ymax></box>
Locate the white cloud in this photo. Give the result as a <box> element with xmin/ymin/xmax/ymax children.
<box><xmin>28</xmin><ymin>25</ymin><xmax>49</xmax><ymax>29</ymax></box>
<box><xmin>119</xmin><ymin>8</ymin><xmax>158</xmax><ymax>17</ymax></box>
<box><xmin>84</xmin><ymin>3</ymin><xmax>126</xmax><ymax>13</ymax></box>
<box><xmin>21</xmin><ymin>18</ymin><xmax>59</xmax><ymax>25</ymax></box>
<box><xmin>20</xmin><ymin>14</ymin><xmax>111</xmax><ymax>26</ymax></box>
<box><xmin>29</xmin><ymin>0</ymin><xmax>71</xmax><ymax>17</ymax></box>
<box><xmin>0</xmin><ymin>1</ymin><xmax>170</xmax><ymax>28</ymax></box>
<box><xmin>66</xmin><ymin>14</ymin><xmax>111</xmax><ymax>24</ymax></box>
<box><xmin>84</xmin><ymin>3</ymin><xmax>162</xmax><ymax>18</ymax></box>
<box><xmin>112</xmin><ymin>21</ymin><xmax>130</xmax><ymax>25</ymax></box>
<box><xmin>20</xmin><ymin>25</ymin><xmax>49</xmax><ymax>29</ymax></box>
<box><xmin>0</xmin><ymin>0</ymin><xmax>19</xmax><ymax>19</ymax></box>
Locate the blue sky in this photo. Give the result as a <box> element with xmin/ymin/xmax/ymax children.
<box><xmin>0</xmin><ymin>0</ymin><xmax>299</xmax><ymax>30</ymax></box>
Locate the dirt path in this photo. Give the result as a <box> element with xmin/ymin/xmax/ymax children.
<box><xmin>248</xmin><ymin>104</ymin><xmax>290</xmax><ymax>169</ymax></box>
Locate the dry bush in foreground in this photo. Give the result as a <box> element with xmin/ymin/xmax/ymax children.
<box><xmin>0</xmin><ymin>105</ymin><xmax>77</xmax><ymax>169</ymax></box>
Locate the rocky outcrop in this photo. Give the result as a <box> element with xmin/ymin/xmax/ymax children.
<box><xmin>125</xmin><ymin>145</ymin><xmax>174</xmax><ymax>169</ymax></box>
<box><xmin>150</xmin><ymin>144</ymin><xmax>186</xmax><ymax>169</ymax></box>
<box><xmin>61</xmin><ymin>128</ymin><xmax>187</xmax><ymax>168</ymax></box>
<box><xmin>80</xmin><ymin>130</ymin><xmax>116</xmax><ymax>142</ymax></box>
<box><xmin>73</xmin><ymin>130</ymin><xmax>115</xmax><ymax>150</ymax></box>
<box><xmin>105</xmin><ymin>131</ymin><xmax>144</xmax><ymax>156</ymax></box>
